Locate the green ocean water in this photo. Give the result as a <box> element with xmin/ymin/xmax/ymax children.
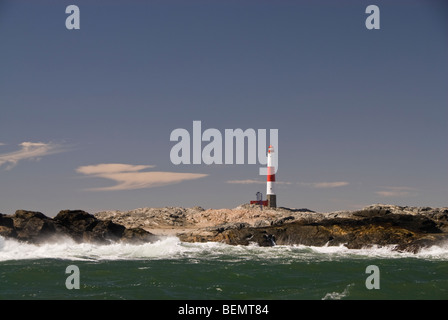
<box><xmin>0</xmin><ymin>236</ymin><xmax>447</xmax><ymax>300</ymax></box>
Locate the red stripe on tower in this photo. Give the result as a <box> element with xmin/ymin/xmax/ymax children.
<box><xmin>267</xmin><ymin>167</ymin><xmax>275</xmax><ymax>181</ymax></box>
<box><xmin>266</xmin><ymin>145</ymin><xmax>277</xmax><ymax>208</ymax></box>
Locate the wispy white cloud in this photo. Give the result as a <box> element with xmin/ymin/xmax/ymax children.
<box><xmin>375</xmin><ymin>186</ymin><xmax>416</xmax><ymax>197</ymax></box>
<box><xmin>76</xmin><ymin>163</ymin><xmax>209</xmax><ymax>191</ymax></box>
<box><xmin>300</xmin><ymin>181</ymin><xmax>349</xmax><ymax>188</ymax></box>
<box><xmin>77</xmin><ymin>163</ymin><xmax>155</xmax><ymax>175</ymax></box>
<box><xmin>0</xmin><ymin>142</ymin><xmax>65</xmax><ymax>170</ymax></box>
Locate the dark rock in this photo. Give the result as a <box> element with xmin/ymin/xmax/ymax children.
<box><xmin>352</xmin><ymin>208</ymin><xmax>391</xmax><ymax>218</ymax></box>
<box><xmin>273</xmin><ymin>216</ymin><xmax>294</xmax><ymax>225</ymax></box>
<box><xmin>211</xmin><ymin>222</ymin><xmax>251</xmax><ymax>233</ymax></box>
<box><xmin>380</xmin><ymin>214</ymin><xmax>440</xmax><ymax>233</ymax></box>
<box><xmin>0</xmin><ymin>209</ymin><xmax>157</xmax><ymax>245</ymax></box>
<box><xmin>54</xmin><ymin>210</ymin><xmax>154</xmax><ymax>244</ymax></box>
<box><xmin>11</xmin><ymin>210</ymin><xmax>58</xmax><ymax>243</ymax></box>
<box><xmin>121</xmin><ymin>228</ymin><xmax>158</xmax><ymax>244</ymax></box>
<box><xmin>180</xmin><ymin>212</ymin><xmax>448</xmax><ymax>253</ymax></box>
<box><xmin>0</xmin><ymin>213</ymin><xmax>16</xmax><ymax>238</ymax></box>
<box><xmin>0</xmin><ymin>213</ymin><xmax>14</xmax><ymax>228</ymax></box>
<box><xmin>278</xmin><ymin>207</ymin><xmax>315</xmax><ymax>213</ymax></box>
<box><xmin>263</xmin><ymin>234</ymin><xmax>276</xmax><ymax>246</ymax></box>
<box><xmin>54</xmin><ymin>210</ymin><xmax>97</xmax><ymax>230</ymax></box>
<box><xmin>431</xmin><ymin>212</ymin><xmax>448</xmax><ymax>232</ymax></box>
<box><xmin>93</xmin><ymin>220</ymin><xmax>126</xmax><ymax>241</ymax></box>
<box><xmin>80</xmin><ymin>220</ymin><xmax>126</xmax><ymax>244</ymax></box>
<box><xmin>53</xmin><ymin>210</ymin><xmax>99</xmax><ymax>242</ymax></box>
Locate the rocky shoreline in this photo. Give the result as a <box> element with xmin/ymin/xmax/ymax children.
<box><xmin>95</xmin><ymin>204</ymin><xmax>448</xmax><ymax>253</ymax></box>
<box><xmin>1</xmin><ymin>204</ymin><xmax>447</xmax><ymax>253</ymax></box>
<box><xmin>0</xmin><ymin>209</ymin><xmax>158</xmax><ymax>244</ymax></box>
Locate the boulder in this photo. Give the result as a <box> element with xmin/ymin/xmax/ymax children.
<box><xmin>121</xmin><ymin>227</ymin><xmax>158</xmax><ymax>244</ymax></box>
<box><xmin>0</xmin><ymin>213</ymin><xmax>16</xmax><ymax>238</ymax></box>
<box><xmin>92</xmin><ymin>219</ymin><xmax>126</xmax><ymax>242</ymax></box>
<box><xmin>11</xmin><ymin>210</ymin><xmax>58</xmax><ymax>243</ymax></box>
<box><xmin>54</xmin><ymin>210</ymin><xmax>98</xmax><ymax>238</ymax></box>
<box><xmin>54</xmin><ymin>210</ymin><xmax>153</xmax><ymax>244</ymax></box>
<box><xmin>0</xmin><ymin>209</ymin><xmax>157</xmax><ymax>245</ymax></box>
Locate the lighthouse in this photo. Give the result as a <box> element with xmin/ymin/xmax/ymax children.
<box><xmin>266</xmin><ymin>145</ymin><xmax>277</xmax><ymax>208</ymax></box>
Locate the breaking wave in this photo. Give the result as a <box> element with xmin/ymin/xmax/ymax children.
<box><xmin>0</xmin><ymin>235</ymin><xmax>447</xmax><ymax>262</ymax></box>
<box><xmin>322</xmin><ymin>283</ymin><xmax>354</xmax><ymax>300</ymax></box>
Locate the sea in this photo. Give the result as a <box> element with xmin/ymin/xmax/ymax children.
<box><xmin>0</xmin><ymin>235</ymin><xmax>447</xmax><ymax>301</ymax></box>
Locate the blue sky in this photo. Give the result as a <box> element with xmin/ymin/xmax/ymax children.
<box><xmin>0</xmin><ymin>0</ymin><xmax>447</xmax><ymax>216</ymax></box>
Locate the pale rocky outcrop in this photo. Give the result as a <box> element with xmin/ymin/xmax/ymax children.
<box><xmin>95</xmin><ymin>204</ymin><xmax>448</xmax><ymax>253</ymax></box>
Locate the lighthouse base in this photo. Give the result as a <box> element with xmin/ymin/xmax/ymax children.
<box><xmin>267</xmin><ymin>194</ymin><xmax>277</xmax><ymax>208</ymax></box>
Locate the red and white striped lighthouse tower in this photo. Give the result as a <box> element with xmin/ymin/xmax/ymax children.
<box><xmin>266</xmin><ymin>145</ymin><xmax>277</xmax><ymax>208</ymax></box>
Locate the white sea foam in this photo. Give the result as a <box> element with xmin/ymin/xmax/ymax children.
<box><xmin>0</xmin><ymin>236</ymin><xmax>447</xmax><ymax>262</ymax></box>
<box><xmin>289</xmin><ymin>242</ymin><xmax>448</xmax><ymax>260</ymax></box>
<box><xmin>321</xmin><ymin>283</ymin><xmax>354</xmax><ymax>300</ymax></box>
<box><xmin>0</xmin><ymin>236</ymin><xmax>187</xmax><ymax>262</ymax></box>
